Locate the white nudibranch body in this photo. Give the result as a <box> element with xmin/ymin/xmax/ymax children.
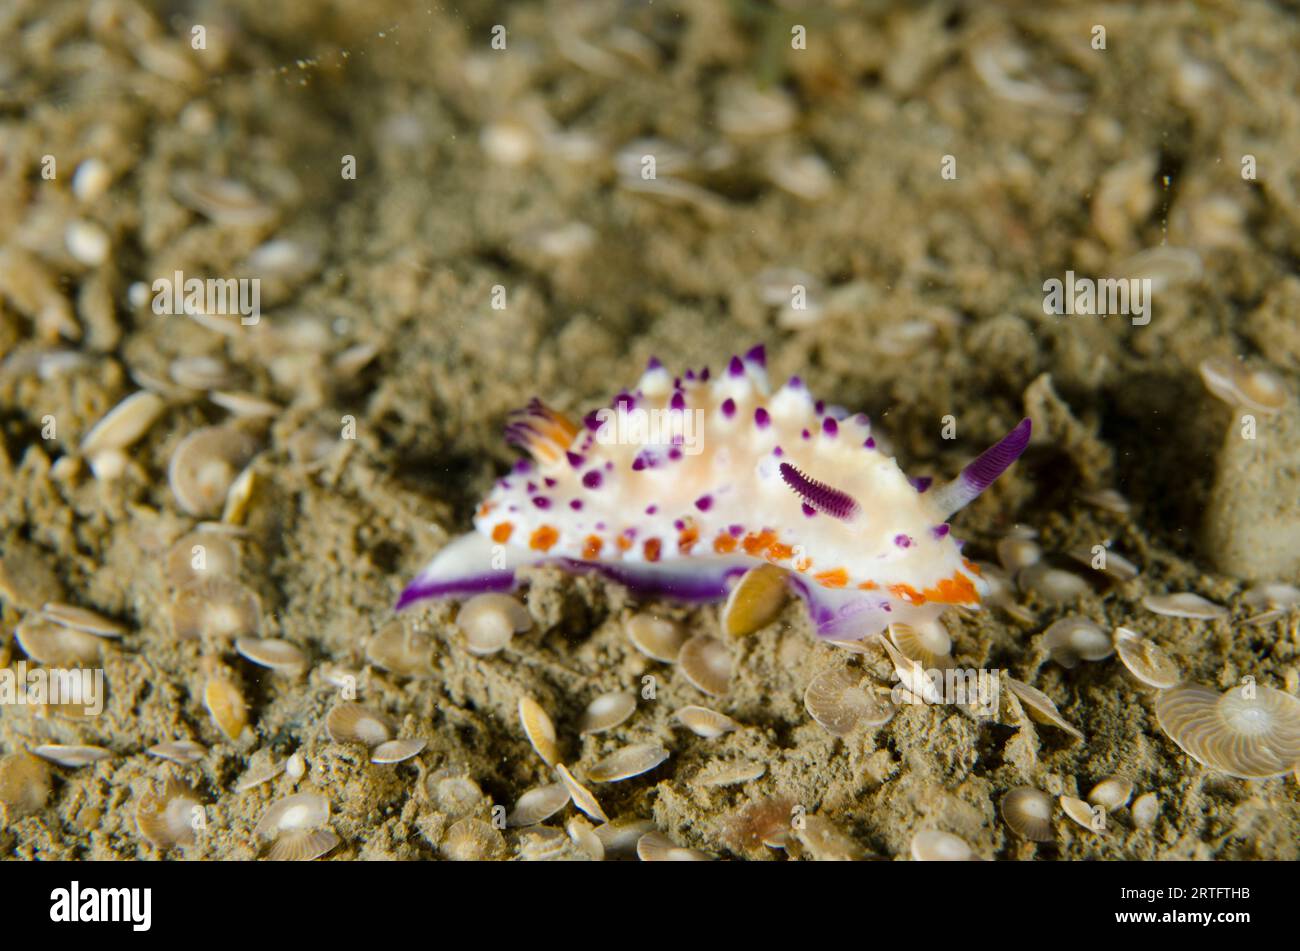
<box><xmin>400</xmin><ymin>346</ymin><xmax>1030</xmax><ymax>640</ymax></box>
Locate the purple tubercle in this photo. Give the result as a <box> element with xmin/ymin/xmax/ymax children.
<box><xmin>822</xmin><ymin>418</ymin><xmax>838</xmax><ymax>437</ymax></box>
<box><xmin>570</xmin><ymin>499</ymin><xmax>583</xmax><ymax>510</ymax></box>
<box><xmin>673</xmin><ymin>518</ymin><xmax>685</xmax><ymax>530</ymax></box>
<box><xmin>532</xmin><ymin>496</ymin><xmax>552</xmax><ymax>509</ymax></box>
<box><xmin>728</xmin><ymin>524</ymin><xmax>744</xmax><ymax>537</ymax></box>
<box><xmin>755</xmin><ymin>408</ymin><xmax>771</xmax><ymax>428</ymax></box>
<box><xmin>513</xmin><ymin>459</ymin><xmax>533</xmax><ymax>475</ymax></box>
<box><xmin>801</xmin><ymin>429</ymin><xmax>811</xmax><ymax>440</ymax></box>
<box><xmin>931</xmin><ymin>524</ymin><xmax>951</xmax><ymax>539</ymax></box>
<box><xmin>744</xmin><ymin>344</ymin><xmax>767</xmax><ymax>367</ymax></box>
<box><xmin>646</xmin><ymin>505</ymin><xmax>658</xmax><ymax>515</ymax></box>
<box><xmin>911</xmin><ymin>476</ymin><xmax>932</xmax><ymax>493</ymax></box>
<box><xmin>583</xmin><ymin>411</ymin><xmax>602</xmax><ymax>432</ymax></box>
<box><xmin>787</xmin><ymin>375</ymin><xmax>803</xmax><ymax>389</ymax></box>
<box><xmin>721</xmin><ymin>398</ymin><xmax>736</xmax><ymax>418</ymax></box>
<box><xmin>864</xmin><ymin>438</ymin><xmax>876</xmax><ymax>449</ymax></box>
<box><xmin>684</xmin><ymin>369</ymin><xmax>696</xmax><ymax>381</ymax></box>
<box><xmin>815</xmin><ymin>400</ymin><xmax>825</xmax><ymax>414</ymax></box>
<box><xmin>526</xmin><ymin>481</ymin><xmax>538</xmax><ymax>493</ymax></box>
<box><xmin>668</xmin><ymin>447</ymin><xmax>682</xmax><ymax>461</ymax></box>
<box><xmin>670</xmin><ymin>391</ymin><xmax>686</xmax><ymax>411</ymax></box>
<box><xmin>700</xmin><ymin>367</ymin><xmax>711</xmax><ymax>381</ymax></box>
<box><xmin>566</xmin><ymin>451</ymin><xmax>585</xmax><ymax>468</ymax></box>
<box><xmin>802</xmin><ymin>503</ymin><xmax>817</xmax><ymax>518</ymax></box>
<box><xmin>646</xmin><ymin>355</ymin><xmax>663</xmax><ymax>370</ymax></box>
<box><xmin>894</xmin><ymin>534</ymin><xmax>913</xmax><ymax>548</ymax></box>
<box><xmin>695</xmin><ymin>495</ymin><xmax>713</xmax><ymax>512</ymax></box>
<box><xmin>582</xmin><ymin>470</ymin><xmax>603</xmax><ymax>489</ymax></box>
<box><xmin>773</xmin><ymin>446</ymin><xmax>784</xmax><ymax>457</ymax></box>
<box><xmin>727</xmin><ymin>356</ymin><xmax>745</xmax><ymax>378</ymax></box>
<box><xmin>544</xmin><ymin>477</ymin><xmax>557</xmax><ymax>488</ymax></box>
<box><xmin>779</xmin><ymin>463</ymin><xmax>860</xmax><ymax>521</ymax></box>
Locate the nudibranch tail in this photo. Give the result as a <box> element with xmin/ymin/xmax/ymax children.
<box><xmin>779</xmin><ymin>462</ymin><xmax>860</xmax><ymax>521</ymax></box>
<box><xmin>930</xmin><ymin>417</ymin><xmax>1032</xmax><ymax>520</ymax></box>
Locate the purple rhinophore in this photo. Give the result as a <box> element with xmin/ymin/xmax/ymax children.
<box><xmin>744</xmin><ymin>344</ymin><xmax>766</xmax><ymax>367</ymax></box>
<box><xmin>962</xmin><ymin>418</ymin><xmax>1032</xmax><ymax>492</ymax></box>
<box><xmin>695</xmin><ymin>495</ymin><xmax>713</xmax><ymax>512</ymax></box>
<box><xmin>755</xmin><ymin>408</ymin><xmax>771</xmax><ymax>428</ymax></box>
<box><xmin>894</xmin><ymin>534</ymin><xmax>913</xmax><ymax>548</ymax></box>
<box><xmin>721</xmin><ymin>398</ymin><xmax>736</xmax><ymax>418</ymax></box>
<box><xmin>582</xmin><ymin>470</ymin><xmax>603</xmax><ymax>489</ymax></box>
<box><xmin>779</xmin><ymin>463</ymin><xmax>860</xmax><ymax>521</ymax></box>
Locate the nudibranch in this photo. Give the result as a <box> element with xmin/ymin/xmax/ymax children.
<box><xmin>399</xmin><ymin>346</ymin><xmax>1030</xmax><ymax>641</ymax></box>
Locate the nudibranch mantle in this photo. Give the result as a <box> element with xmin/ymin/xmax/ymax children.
<box><xmin>399</xmin><ymin>346</ymin><xmax>1030</xmax><ymax>640</ymax></box>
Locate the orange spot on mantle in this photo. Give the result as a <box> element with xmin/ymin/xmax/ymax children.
<box><xmin>529</xmin><ymin>526</ymin><xmax>559</xmax><ymax>552</ymax></box>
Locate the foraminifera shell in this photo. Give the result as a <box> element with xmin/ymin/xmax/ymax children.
<box><xmin>507</xmin><ymin>782</ymin><xmax>571</xmax><ymax>827</ymax></box>
<box><xmin>720</xmin><ymin>564</ymin><xmax>789</xmax><ymax>637</ymax></box>
<box><xmin>1113</xmin><ymin>627</ymin><xmax>1180</xmax><ymax>688</ymax></box>
<box><xmin>911</xmin><ymin>829</ymin><xmax>974</xmax><ymax>861</ymax></box>
<box><xmin>585</xmin><ymin>743</ymin><xmax>669</xmax><ymax>782</ymax></box>
<box><xmin>678</xmin><ymin>635</ymin><xmax>731</xmax><ymax>696</ymax></box>
<box><xmin>325</xmin><ymin>703</ymin><xmax>393</xmax><ymax>748</ymax></box>
<box><xmin>1154</xmin><ymin>683</ymin><xmax>1300</xmax><ymax>779</ymax></box>
<box><xmin>804</xmin><ymin>667</ymin><xmax>895</xmax><ymax>736</ymax></box>
<box><xmin>578</xmin><ymin>691</ymin><xmax>637</xmax><ymax>735</ymax></box>
<box><xmin>625</xmin><ymin>613</ymin><xmax>686</xmax><ymax>662</ymax></box>
<box><xmin>674</xmin><ymin>705</ymin><xmax>741</xmax><ymax>738</ymax></box>
<box><xmin>519</xmin><ymin>696</ymin><xmax>560</xmax><ymax>766</ymax></box>
<box><xmin>1005</xmin><ymin>676</ymin><xmax>1085</xmax><ymax>740</ymax></box>
<box><xmin>458</xmin><ymin>593</ymin><xmax>532</xmax><ymax>656</ymax></box>
<box><xmin>1001</xmin><ymin>787</ymin><xmax>1055</xmax><ymax>842</ymax></box>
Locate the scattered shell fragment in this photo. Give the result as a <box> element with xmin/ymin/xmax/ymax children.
<box><xmin>370</xmin><ymin>738</ymin><xmax>427</xmax><ymax>764</ymax></box>
<box><xmin>365</xmin><ymin>620</ymin><xmax>435</xmax><ymax>677</ymax></box>
<box><xmin>1143</xmin><ymin>592</ymin><xmax>1228</xmax><ymax>620</ymax></box>
<box><xmin>888</xmin><ymin>620</ymin><xmax>954</xmax><ymax>669</ymax></box>
<box><xmin>172</xmin><ymin>172</ymin><xmax>276</xmax><ymax>227</ymax></box>
<box><xmin>255</xmin><ymin>791</ymin><xmax>330</xmax><ymax>840</ymax></box>
<box><xmin>586</xmin><ymin>743</ymin><xmax>669</xmax><ymax>783</ymax></box>
<box><xmin>1060</xmin><ymin>795</ymin><xmax>1100</xmax><ymax>832</ymax></box>
<box><xmin>515</xmin><ymin>825</ymin><xmax>569</xmax><ymax>861</ymax></box>
<box><xmin>721</xmin><ymin>564</ymin><xmax>789</xmax><ymax>637</ymax></box>
<box><xmin>285</xmin><ymin>752</ymin><xmax>307</xmax><ymax>782</ymax></box>
<box><xmin>1087</xmin><ymin>776</ymin><xmax>1134</xmax><ymax>811</ymax></box>
<box><xmin>166</xmin><ymin>532</ymin><xmax>240</xmax><ymax>586</ymax></box>
<box><xmin>578</xmin><ymin>691</ymin><xmax>637</xmax><ymax>735</ymax></box>
<box><xmin>209</xmin><ymin>390</ymin><xmax>281</xmax><ymax>419</ymax></box>
<box><xmin>594</xmin><ymin>818</ymin><xmax>657</xmax><ymax>858</ymax></box>
<box><xmin>1018</xmin><ymin>563</ymin><xmax>1091</xmax><ymax>603</ymax></box>
<box><xmin>625</xmin><ymin>613</ymin><xmax>686</xmax><ymax>662</ymax></box>
<box><xmin>1041</xmin><ymin>616</ymin><xmax>1113</xmax><ymax>668</ymax></box>
<box><xmin>0</xmin><ymin>754</ymin><xmax>51</xmax><ymax>816</ymax></box>
<box><xmin>31</xmin><ymin>745</ymin><xmax>112</xmax><ymax>767</ymax></box>
<box><xmin>169</xmin><ymin>355</ymin><xmax>231</xmax><ymax>390</ymax></box>
<box><xmin>911</xmin><ymin>830</ymin><xmax>973</xmax><ymax>861</ymax></box>
<box><xmin>567</xmin><ymin>816</ymin><xmax>605</xmax><ymax>860</ymax></box>
<box><xmin>1118</xmin><ymin>246</ymin><xmax>1203</xmax><ymax>291</ymax></box>
<box><xmin>678</xmin><ymin>635</ymin><xmax>732</xmax><ymax>696</ymax></box>
<box><xmin>674</xmin><ymin>705</ymin><xmax>741</xmax><ymax>738</ymax></box>
<box><xmin>998</xmin><ymin>537</ymin><xmax>1042</xmax><ymax>574</ymax></box>
<box><xmin>1077</xmin><ymin>488</ymin><xmax>1131</xmax><ymax>514</ymax></box>
<box><xmin>204</xmin><ymin>670</ymin><xmax>249</xmax><ymax>742</ymax></box>
<box><xmin>80</xmin><ymin>391</ymin><xmax>166</xmax><ymax>457</ymax></box>
<box><xmin>267</xmin><ymin>828</ymin><xmax>340</xmax><ymax>861</ymax></box>
<box><xmin>1131</xmin><ymin>792</ymin><xmax>1159</xmax><ymax>829</ymax></box>
<box><xmin>508</xmin><ymin>783</ymin><xmax>571</xmax><ymax>827</ymax></box>
<box><xmin>1113</xmin><ymin>627</ymin><xmax>1181</xmax><ymax>688</ymax></box>
<box><xmin>221</xmin><ymin>467</ymin><xmax>256</xmax><ymax>524</ymax></box>
<box><xmin>72</xmin><ymin>158</ymin><xmax>113</xmax><ymax>202</ymax></box>
<box><xmin>136</xmin><ymin>778</ymin><xmax>203</xmax><ymax>849</ymax></box>
<box><xmin>14</xmin><ymin>617</ymin><xmax>102</xmax><ymax>666</ymax></box>
<box><xmin>790</xmin><ymin>814</ymin><xmax>867</xmax><ymax>861</ymax></box>
<box><xmin>147</xmin><ymin>740</ymin><xmax>206</xmax><ymax>765</ymax></box>
<box><xmin>696</xmin><ymin>761</ymin><xmax>766</xmax><ymax>787</ymax></box>
<box><xmin>1242</xmin><ymin>583</ymin><xmax>1300</xmax><ymax>625</ymax></box>
<box><xmin>1001</xmin><ymin>787</ymin><xmax>1055</xmax><ymax>842</ymax></box>
<box><xmin>1155</xmin><ymin>683</ymin><xmax>1300</xmax><ymax>779</ymax></box>
<box><xmin>1005</xmin><ymin>676</ymin><xmax>1085</xmax><ymax>740</ymax></box>
<box><xmin>555</xmin><ymin>764</ymin><xmax>608</xmax><ymax>823</ymax></box>
<box><xmin>65</xmin><ymin>219</ymin><xmax>110</xmax><ymax>265</ymax></box>
<box><xmin>519</xmin><ymin>696</ymin><xmax>560</xmax><ymax>766</ymax></box>
<box><xmin>427</xmin><ymin>773</ymin><xmax>486</xmax><ymax>818</ymax></box>
<box><xmin>168</xmin><ymin>425</ymin><xmax>260</xmax><ymax>517</ymax></box>
<box><xmin>458</xmin><ymin>593</ymin><xmax>532</xmax><ymax>656</ymax></box>
<box><xmin>1199</xmin><ymin>357</ymin><xmax>1287</xmax><ymax>415</ymax></box>
<box><xmin>1066</xmin><ymin>545</ymin><xmax>1140</xmax><ymax>582</ymax></box>
<box><xmin>636</xmin><ymin>830</ymin><xmax>711</xmax><ymax>861</ymax></box>
<box><xmin>235</xmin><ymin>637</ymin><xmax>308</xmax><ymax>675</ymax></box>
<box><xmin>326</xmin><ymin>703</ymin><xmax>392</xmax><ymax>748</ymax></box>
<box><xmin>39</xmin><ymin>602</ymin><xmax>126</xmax><ymax>638</ymax></box>
<box><xmin>804</xmin><ymin>667</ymin><xmax>896</xmax><ymax>736</ymax></box>
<box><xmin>171</xmin><ymin>577</ymin><xmax>261</xmax><ymax>640</ymax></box>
